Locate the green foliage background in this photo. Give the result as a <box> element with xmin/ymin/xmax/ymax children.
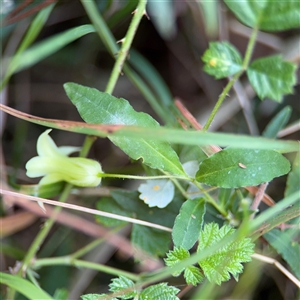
<box><xmin>1</xmin><ymin>1</ymin><xmax>299</xmax><ymax>299</ymax></box>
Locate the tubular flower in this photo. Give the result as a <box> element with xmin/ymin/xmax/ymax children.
<box><xmin>26</xmin><ymin>129</ymin><xmax>102</xmax><ymax>187</ymax></box>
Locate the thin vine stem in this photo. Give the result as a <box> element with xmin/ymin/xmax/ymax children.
<box><xmin>7</xmin><ymin>137</ymin><xmax>96</xmax><ymax>299</ymax></box>
<box><xmin>106</xmin><ymin>0</ymin><xmax>147</xmax><ymax>94</ymax></box>
<box><xmin>203</xmin><ymin>24</ymin><xmax>259</xmax><ymax>131</ymax></box>
<box><xmin>203</xmin><ymin>71</ymin><xmax>243</xmax><ymax>131</ymax></box>
<box><xmin>191</xmin><ymin>179</ymin><xmax>228</xmax><ymax>218</ymax></box>
<box><xmin>71</xmin><ymin>226</ymin><xmax>123</xmax><ymax>260</ymax></box>
<box><xmin>33</xmin><ymin>257</ymin><xmax>139</xmax><ymax>281</ymax></box>
<box><xmin>100</xmin><ymin>173</ymin><xmax>188</xmax><ymax>181</ymax></box>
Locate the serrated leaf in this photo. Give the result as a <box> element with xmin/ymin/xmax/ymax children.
<box><xmin>224</xmin><ymin>0</ymin><xmax>300</xmax><ymax>31</ymax></box>
<box><xmin>264</xmin><ymin>228</ymin><xmax>300</xmax><ymax>279</ymax></box>
<box><xmin>164</xmin><ymin>247</ymin><xmax>190</xmax><ymax>276</ymax></box>
<box><xmin>172</xmin><ymin>198</ymin><xmax>206</xmax><ymax>250</ymax></box>
<box><xmin>262</xmin><ymin>106</ymin><xmax>292</xmax><ymax>138</ymax></box>
<box><xmin>131</xmin><ymin>224</ymin><xmax>170</xmax><ymax>257</ymax></box>
<box><xmin>202</xmin><ymin>42</ymin><xmax>243</xmax><ymax>79</ymax></box>
<box><xmin>184</xmin><ymin>266</ymin><xmax>204</xmax><ymax>286</ymax></box>
<box><xmin>138</xmin><ymin>179</ymin><xmax>175</xmax><ymax>208</ymax></box>
<box><xmin>247</xmin><ymin>55</ymin><xmax>296</xmax><ymax>102</ymax></box>
<box><xmin>140</xmin><ymin>283</ymin><xmax>180</xmax><ymax>300</ymax></box>
<box><xmin>109</xmin><ymin>276</ymin><xmax>136</xmax><ymax>299</ymax></box>
<box><xmin>196</xmin><ymin>148</ymin><xmax>290</xmax><ymax>188</ymax></box>
<box><xmin>64</xmin><ymin>83</ymin><xmax>185</xmax><ymax>175</ymax></box>
<box><xmin>197</xmin><ymin>223</ymin><xmax>255</xmax><ymax>285</ymax></box>
<box><xmin>285</xmin><ymin>152</ymin><xmax>300</xmax><ymax>198</ymax></box>
<box><xmin>81</xmin><ymin>294</ymin><xmax>114</xmax><ymax>300</ymax></box>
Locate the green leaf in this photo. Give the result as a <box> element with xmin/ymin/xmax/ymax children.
<box><xmin>285</xmin><ymin>152</ymin><xmax>300</xmax><ymax>198</ymax></box>
<box><xmin>202</xmin><ymin>42</ymin><xmax>243</xmax><ymax>79</ymax></box>
<box><xmin>109</xmin><ymin>276</ymin><xmax>136</xmax><ymax>299</ymax></box>
<box><xmin>81</xmin><ymin>294</ymin><xmax>114</xmax><ymax>300</ymax></box>
<box><xmin>110</xmin><ymin>190</ymin><xmax>182</xmax><ymax>228</ymax></box>
<box><xmin>0</xmin><ymin>272</ymin><xmax>54</xmax><ymax>300</ymax></box>
<box><xmin>197</xmin><ymin>223</ymin><xmax>255</xmax><ymax>285</ymax></box>
<box><xmin>138</xmin><ymin>179</ymin><xmax>175</xmax><ymax>208</ymax></box>
<box><xmin>131</xmin><ymin>224</ymin><xmax>171</xmax><ymax>257</ymax></box>
<box><xmin>148</xmin><ymin>0</ymin><xmax>176</xmax><ymax>39</ymax></box>
<box><xmin>262</xmin><ymin>106</ymin><xmax>292</xmax><ymax>138</ymax></box>
<box><xmin>64</xmin><ymin>82</ymin><xmax>185</xmax><ymax>175</ymax></box>
<box><xmin>196</xmin><ymin>148</ymin><xmax>291</xmax><ymax>188</ymax></box>
<box><xmin>12</xmin><ymin>25</ymin><xmax>96</xmax><ymax>74</ymax></box>
<box><xmin>172</xmin><ymin>198</ymin><xmax>206</xmax><ymax>250</ymax></box>
<box><xmin>184</xmin><ymin>266</ymin><xmax>204</xmax><ymax>286</ymax></box>
<box><xmin>130</xmin><ymin>50</ymin><xmax>173</xmax><ymax>108</ymax></box>
<box><xmin>140</xmin><ymin>283</ymin><xmax>180</xmax><ymax>300</ymax></box>
<box><xmin>247</xmin><ymin>55</ymin><xmax>297</xmax><ymax>102</ymax></box>
<box><xmin>53</xmin><ymin>288</ymin><xmax>68</xmax><ymax>300</ymax></box>
<box><xmin>164</xmin><ymin>246</ymin><xmax>190</xmax><ymax>276</ymax></box>
<box><xmin>264</xmin><ymin>228</ymin><xmax>300</xmax><ymax>279</ymax></box>
<box><xmin>224</xmin><ymin>0</ymin><xmax>300</xmax><ymax>31</ymax></box>
<box><xmin>96</xmin><ymin>197</ymin><xmax>133</xmax><ymax>227</ymax></box>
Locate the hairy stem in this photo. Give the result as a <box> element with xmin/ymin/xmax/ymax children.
<box><xmin>203</xmin><ymin>24</ymin><xmax>259</xmax><ymax>131</ymax></box>
<box><xmin>81</xmin><ymin>0</ymin><xmax>169</xmax><ymax>123</ymax></box>
<box><xmin>106</xmin><ymin>0</ymin><xmax>147</xmax><ymax>94</ymax></box>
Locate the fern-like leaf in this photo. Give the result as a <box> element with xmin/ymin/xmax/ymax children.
<box><xmin>139</xmin><ymin>283</ymin><xmax>180</xmax><ymax>300</ymax></box>
<box><xmin>184</xmin><ymin>266</ymin><xmax>204</xmax><ymax>286</ymax></box>
<box><xmin>197</xmin><ymin>223</ymin><xmax>254</xmax><ymax>285</ymax></box>
<box><xmin>164</xmin><ymin>247</ymin><xmax>190</xmax><ymax>276</ymax></box>
<box><xmin>108</xmin><ymin>276</ymin><xmax>136</xmax><ymax>299</ymax></box>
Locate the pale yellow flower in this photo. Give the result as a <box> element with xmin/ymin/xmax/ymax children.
<box><xmin>26</xmin><ymin>129</ymin><xmax>102</xmax><ymax>187</ymax></box>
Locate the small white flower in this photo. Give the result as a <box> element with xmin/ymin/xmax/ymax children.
<box><xmin>26</xmin><ymin>129</ymin><xmax>102</xmax><ymax>187</ymax></box>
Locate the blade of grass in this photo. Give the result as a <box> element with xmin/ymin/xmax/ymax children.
<box><xmin>1</xmin><ymin>104</ymin><xmax>298</xmax><ymax>152</ymax></box>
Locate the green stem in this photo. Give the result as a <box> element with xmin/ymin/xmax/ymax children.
<box><xmin>16</xmin><ymin>184</ymin><xmax>72</xmax><ymax>277</ymax></box>
<box><xmin>81</xmin><ymin>0</ymin><xmax>169</xmax><ymax>123</ymax></box>
<box><xmin>100</xmin><ymin>173</ymin><xmax>188</xmax><ymax>181</ymax></box>
<box><xmin>203</xmin><ymin>71</ymin><xmax>242</xmax><ymax>131</ymax></box>
<box><xmin>243</xmin><ymin>24</ymin><xmax>259</xmax><ymax>69</ymax></box>
<box><xmin>7</xmin><ymin>135</ymin><xmax>96</xmax><ymax>299</ymax></box>
<box><xmin>71</xmin><ymin>226</ymin><xmax>123</xmax><ymax>259</ymax></box>
<box><xmin>192</xmin><ymin>179</ymin><xmax>228</xmax><ymax>217</ymax></box>
<box><xmin>33</xmin><ymin>257</ymin><xmax>139</xmax><ymax>281</ymax></box>
<box><xmin>203</xmin><ymin>25</ymin><xmax>259</xmax><ymax>131</ymax></box>
<box><xmin>106</xmin><ymin>0</ymin><xmax>147</xmax><ymax>94</ymax></box>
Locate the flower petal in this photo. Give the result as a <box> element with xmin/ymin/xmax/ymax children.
<box><xmin>40</xmin><ymin>174</ymin><xmax>65</xmax><ymax>185</ymax></box>
<box><xmin>57</xmin><ymin>146</ymin><xmax>81</xmax><ymax>156</ymax></box>
<box><xmin>26</xmin><ymin>129</ymin><xmax>103</xmax><ymax>187</ymax></box>
<box><xmin>37</xmin><ymin>129</ymin><xmax>62</xmax><ymax>157</ymax></box>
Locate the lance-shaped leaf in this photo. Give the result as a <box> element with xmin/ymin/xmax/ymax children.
<box><xmin>285</xmin><ymin>152</ymin><xmax>300</xmax><ymax>198</ymax></box>
<box><xmin>224</xmin><ymin>0</ymin><xmax>300</xmax><ymax>31</ymax></box>
<box><xmin>64</xmin><ymin>83</ymin><xmax>185</xmax><ymax>175</ymax></box>
<box><xmin>196</xmin><ymin>148</ymin><xmax>290</xmax><ymax>188</ymax></box>
<box><xmin>172</xmin><ymin>198</ymin><xmax>206</xmax><ymax>250</ymax></box>
<box><xmin>264</xmin><ymin>228</ymin><xmax>300</xmax><ymax>279</ymax></box>
<box><xmin>202</xmin><ymin>42</ymin><xmax>243</xmax><ymax>79</ymax></box>
<box><xmin>262</xmin><ymin>106</ymin><xmax>292</xmax><ymax>138</ymax></box>
<box><xmin>247</xmin><ymin>55</ymin><xmax>296</xmax><ymax>102</ymax></box>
